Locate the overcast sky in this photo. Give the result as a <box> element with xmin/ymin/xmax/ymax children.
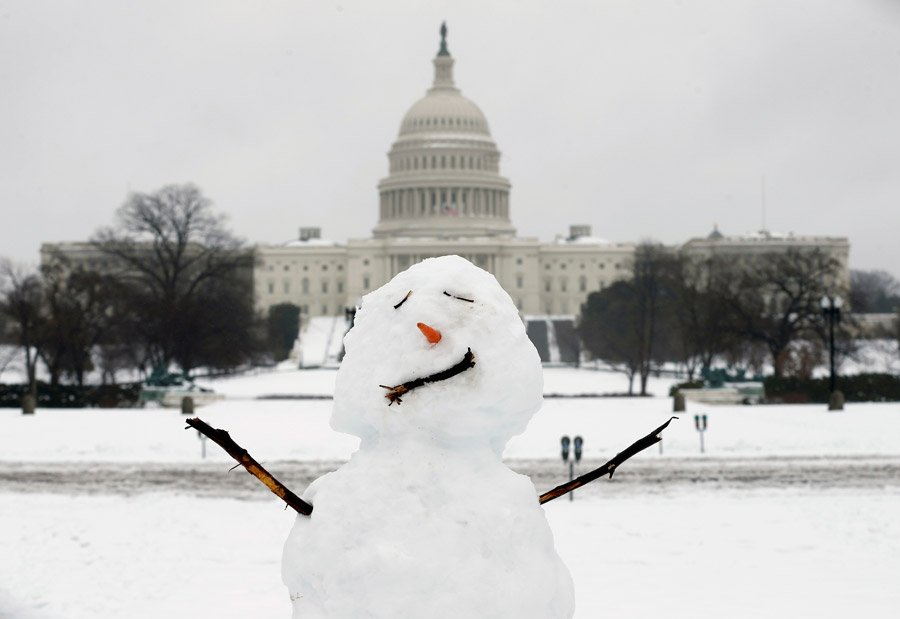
<box><xmin>2</xmin><ymin>0</ymin><xmax>899</xmax><ymax>278</ymax></box>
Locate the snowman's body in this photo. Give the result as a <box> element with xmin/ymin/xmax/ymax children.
<box><xmin>282</xmin><ymin>256</ymin><xmax>575</xmax><ymax>618</ymax></box>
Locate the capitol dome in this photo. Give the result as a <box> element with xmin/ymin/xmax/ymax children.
<box><xmin>373</xmin><ymin>23</ymin><xmax>514</xmax><ymax>239</ymax></box>
<box><xmin>398</xmin><ymin>90</ymin><xmax>491</xmax><ymax>138</ymax></box>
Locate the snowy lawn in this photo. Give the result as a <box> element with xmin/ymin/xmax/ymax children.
<box><xmin>2</xmin><ymin>365</ymin><xmax>899</xmax><ymax>618</ymax></box>
<box><xmin>2</xmin><ymin>396</ymin><xmax>899</xmax><ymax>463</ymax></box>
<box><xmin>2</xmin><ymin>488</ymin><xmax>898</xmax><ymax>619</ymax></box>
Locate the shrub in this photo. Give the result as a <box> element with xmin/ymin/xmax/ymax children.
<box><xmin>0</xmin><ymin>383</ymin><xmax>142</xmax><ymax>408</ymax></box>
<box><xmin>764</xmin><ymin>373</ymin><xmax>900</xmax><ymax>403</ymax></box>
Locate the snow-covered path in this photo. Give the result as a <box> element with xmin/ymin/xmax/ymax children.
<box><xmin>2</xmin><ymin>485</ymin><xmax>898</xmax><ymax>619</ymax></box>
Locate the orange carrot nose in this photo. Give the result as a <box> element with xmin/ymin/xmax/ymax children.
<box><xmin>417</xmin><ymin>322</ymin><xmax>442</xmax><ymax>344</ymax></box>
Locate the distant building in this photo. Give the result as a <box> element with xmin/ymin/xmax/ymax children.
<box><xmin>682</xmin><ymin>226</ymin><xmax>850</xmax><ymax>292</ymax></box>
<box><xmin>254</xmin><ymin>25</ymin><xmax>635</xmax><ymax>318</ymax></box>
<box><xmin>43</xmin><ymin>26</ymin><xmax>850</xmax><ymax>326</ymax></box>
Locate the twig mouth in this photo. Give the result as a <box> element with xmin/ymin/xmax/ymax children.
<box><xmin>379</xmin><ymin>348</ymin><xmax>476</xmax><ymax>406</ymax></box>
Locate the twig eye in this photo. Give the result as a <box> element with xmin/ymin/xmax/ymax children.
<box><xmin>393</xmin><ymin>290</ymin><xmax>412</xmax><ymax>309</ymax></box>
<box><xmin>443</xmin><ymin>291</ymin><xmax>474</xmax><ymax>303</ymax></box>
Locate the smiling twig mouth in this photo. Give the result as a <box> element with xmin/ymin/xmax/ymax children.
<box><xmin>379</xmin><ymin>348</ymin><xmax>476</xmax><ymax>406</ymax></box>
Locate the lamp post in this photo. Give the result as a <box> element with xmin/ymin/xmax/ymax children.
<box><xmin>820</xmin><ymin>295</ymin><xmax>843</xmax><ymax>409</ymax></box>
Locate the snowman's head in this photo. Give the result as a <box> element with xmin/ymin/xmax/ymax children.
<box><xmin>332</xmin><ymin>255</ymin><xmax>543</xmax><ymax>451</ymax></box>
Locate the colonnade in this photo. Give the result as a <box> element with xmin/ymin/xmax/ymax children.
<box><xmin>379</xmin><ymin>187</ymin><xmax>509</xmax><ymax>220</ymax></box>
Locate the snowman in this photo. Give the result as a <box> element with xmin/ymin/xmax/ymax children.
<box><xmin>282</xmin><ymin>255</ymin><xmax>575</xmax><ymax>618</ymax></box>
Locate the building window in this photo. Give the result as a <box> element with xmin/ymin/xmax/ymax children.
<box><xmin>516</xmin><ymin>275</ymin><xmax>523</xmax><ymax>288</ymax></box>
<box><xmin>363</xmin><ymin>276</ymin><xmax>370</xmax><ymax>289</ymax></box>
<box><xmin>303</xmin><ymin>265</ymin><xmax>309</xmax><ymax>271</ymax></box>
<box><xmin>599</xmin><ymin>263</ymin><xmax>605</xmax><ymax>269</ymax></box>
<box><xmin>516</xmin><ymin>257</ymin><xmax>523</xmax><ymax>265</ymax></box>
<box><xmin>561</xmin><ymin>263</ymin><xmax>566</xmax><ymax>270</ymax></box>
<box><xmin>545</xmin><ymin>280</ymin><xmax>551</xmax><ymax>292</ymax></box>
<box><xmin>322</xmin><ymin>304</ymin><xmax>328</xmax><ymax>315</ymax></box>
<box><xmin>322</xmin><ymin>281</ymin><xmax>328</xmax><ymax>294</ymax></box>
<box><xmin>337</xmin><ymin>264</ymin><xmax>343</xmax><ymax>271</ymax></box>
<box><xmin>267</xmin><ymin>265</ymin><xmax>274</xmax><ymax>272</ymax></box>
<box><xmin>268</xmin><ymin>282</ymin><xmax>274</xmax><ymax>294</ymax></box>
<box><xmin>322</xmin><ymin>264</ymin><xmax>328</xmax><ymax>271</ymax></box>
<box><xmin>337</xmin><ymin>281</ymin><xmax>344</xmax><ymax>293</ymax></box>
<box><xmin>363</xmin><ymin>259</ymin><xmax>369</xmax><ymax>266</ymax></box>
<box><xmin>579</xmin><ymin>277</ymin><xmax>587</xmax><ymax>292</ymax></box>
<box><xmin>560</xmin><ymin>278</ymin><xmax>567</xmax><ymax>292</ymax></box>
<box><xmin>284</xmin><ymin>265</ymin><xmax>289</xmax><ymax>271</ymax></box>
<box><xmin>284</xmin><ymin>282</ymin><xmax>290</xmax><ymax>294</ymax></box>
<box><xmin>302</xmin><ymin>278</ymin><xmax>309</xmax><ymax>294</ymax></box>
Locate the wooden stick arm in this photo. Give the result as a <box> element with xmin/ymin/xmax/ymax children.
<box><xmin>539</xmin><ymin>416</ymin><xmax>678</xmax><ymax>505</ymax></box>
<box><xmin>185</xmin><ymin>417</ymin><xmax>313</xmax><ymax>516</ymax></box>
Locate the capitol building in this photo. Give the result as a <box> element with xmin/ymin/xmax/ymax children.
<box><xmin>43</xmin><ymin>25</ymin><xmax>847</xmax><ymax>335</ymax></box>
<box><xmin>255</xmin><ymin>25</ymin><xmax>637</xmax><ymax>319</ymax></box>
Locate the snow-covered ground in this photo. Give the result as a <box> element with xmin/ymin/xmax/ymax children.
<box><xmin>2</xmin><ymin>366</ymin><xmax>900</xmax><ymax>618</ymax></box>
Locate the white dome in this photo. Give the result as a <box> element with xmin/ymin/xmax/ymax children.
<box><xmin>399</xmin><ymin>93</ymin><xmax>491</xmax><ymax>137</ymax></box>
<box><xmin>374</xmin><ymin>24</ymin><xmax>515</xmax><ymax>240</ymax></box>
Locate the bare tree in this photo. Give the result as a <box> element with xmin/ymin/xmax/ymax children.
<box><xmin>92</xmin><ymin>184</ymin><xmax>261</xmax><ymax>375</ymax></box>
<box><xmin>850</xmin><ymin>269</ymin><xmax>900</xmax><ymax>314</ymax></box>
<box><xmin>720</xmin><ymin>248</ymin><xmax>844</xmax><ymax>377</ymax></box>
<box><xmin>577</xmin><ymin>242</ymin><xmax>675</xmax><ymax>395</ymax></box>
<box><xmin>578</xmin><ymin>280</ymin><xmax>642</xmax><ymax>394</ymax></box>
<box><xmin>666</xmin><ymin>253</ymin><xmax>735</xmax><ymax>380</ymax></box>
<box><xmin>0</xmin><ymin>260</ymin><xmax>45</xmax><ymax>398</ymax></box>
<box><xmin>39</xmin><ymin>257</ymin><xmax>118</xmax><ymax>387</ymax></box>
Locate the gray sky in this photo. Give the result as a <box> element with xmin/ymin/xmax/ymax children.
<box><xmin>2</xmin><ymin>0</ymin><xmax>899</xmax><ymax>278</ymax></box>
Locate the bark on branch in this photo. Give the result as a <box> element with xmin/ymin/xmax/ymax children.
<box><xmin>380</xmin><ymin>348</ymin><xmax>476</xmax><ymax>405</ymax></box>
<box><xmin>539</xmin><ymin>416</ymin><xmax>678</xmax><ymax>505</ymax></box>
<box><xmin>185</xmin><ymin>417</ymin><xmax>313</xmax><ymax>516</ymax></box>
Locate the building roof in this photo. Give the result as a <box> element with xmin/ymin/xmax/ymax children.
<box><xmin>397</xmin><ymin>24</ymin><xmax>491</xmax><ymax>138</ymax></box>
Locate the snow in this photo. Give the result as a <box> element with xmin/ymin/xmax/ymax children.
<box><xmin>291</xmin><ymin>316</ymin><xmax>351</xmax><ymax>367</ymax></box>
<box><xmin>2</xmin><ymin>268</ymin><xmax>900</xmax><ymax>618</ymax></box>
<box><xmin>2</xmin><ymin>487</ymin><xmax>898</xmax><ymax>619</ymax></box>
<box><xmin>283</xmin><ymin>256</ymin><xmax>574</xmax><ymax>617</ymax></box>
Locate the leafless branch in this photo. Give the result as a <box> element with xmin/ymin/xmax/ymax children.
<box><xmin>185</xmin><ymin>417</ymin><xmax>313</xmax><ymax>516</ymax></box>
<box><xmin>539</xmin><ymin>416</ymin><xmax>678</xmax><ymax>504</ymax></box>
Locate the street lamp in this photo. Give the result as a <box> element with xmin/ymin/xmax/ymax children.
<box><xmin>820</xmin><ymin>295</ymin><xmax>843</xmax><ymax>407</ymax></box>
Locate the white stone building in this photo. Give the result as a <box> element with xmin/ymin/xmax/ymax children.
<box><xmin>255</xmin><ymin>26</ymin><xmax>635</xmax><ymax>318</ymax></box>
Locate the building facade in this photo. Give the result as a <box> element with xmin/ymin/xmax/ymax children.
<box><xmin>255</xmin><ymin>26</ymin><xmax>636</xmax><ymax>318</ymax></box>
<box><xmin>42</xmin><ymin>27</ymin><xmax>850</xmax><ymax>322</ymax></box>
